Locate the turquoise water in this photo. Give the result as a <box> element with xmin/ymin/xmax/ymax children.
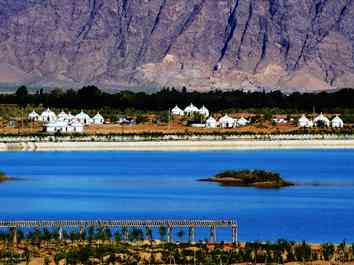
<box><xmin>0</xmin><ymin>150</ymin><xmax>354</xmax><ymax>242</ymax></box>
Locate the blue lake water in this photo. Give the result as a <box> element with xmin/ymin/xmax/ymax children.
<box><xmin>0</xmin><ymin>149</ymin><xmax>354</xmax><ymax>242</ymax></box>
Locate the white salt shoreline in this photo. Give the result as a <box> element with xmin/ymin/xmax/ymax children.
<box><xmin>1</xmin><ymin>139</ymin><xmax>354</xmax><ymax>151</ymax></box>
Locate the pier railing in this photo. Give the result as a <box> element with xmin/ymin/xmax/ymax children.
<box><xmin>0</xmin><ymin>219</ymin><xmax>238</xmax><ymax>244</ymax></box>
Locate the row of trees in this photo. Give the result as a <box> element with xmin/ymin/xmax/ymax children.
<box><xmin>3</xmin><ymin>85</ymin><xmax>354</xmax><ymax>113</ymax></box>
<box><xmin>1</xmin><ymin>234</ymin><xmax>354</xmax><ymax>265</ymax></box>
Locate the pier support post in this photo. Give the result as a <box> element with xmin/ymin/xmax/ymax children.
<box><xmin>59</xmin><ymin>227</ymin><xmax>63</xmax><ymax>241</ymax></box>
<box><xmin>209</xmin><ymin>226</ymin><xmax>216</xmax><ymax>243</ymax></box>
<box><xmin>188</xmin><ymin>226</ymin><xmax>195</xmax><ymax>243</ymax></box>
<box><xmin>167</xmin><ymin>226</ymin><xmax>173</xmax><ymax>243</ymax></box>
<box><xmin>79</xmin><ymin>226</ymin><xmax>84</xmax><ymax>241</ymax></box>
<box><xmin>232</xmin><ymin>225</ymin><xmax>237</xmax><ymax>244</ymax></box>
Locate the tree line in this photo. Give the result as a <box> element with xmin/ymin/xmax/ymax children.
<box><xmin>1</xmin><ymin>225</ymin><xmax>354</xmax><ymax>265</ymax></box>
<box><xmin>2</xmin><ymin>85</ymin><xmax>354</xmax><ymax>113</ymax></box>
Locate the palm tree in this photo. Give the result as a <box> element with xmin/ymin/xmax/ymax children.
<box><xmin>114</xmin><ymin>231</ymin><xmax>122</xmax><ymax>242</ymax></box>
<box><xmin>145</xmin><ymin>226</ymin><xmax>153</xmax><ymax>241</ymax></box>
<box><xmin>121</xmin><ymin>227</ymin><xmax>128</xmax><ymax>242</ymax></box>
<box><xmin>87</xmin><ymin>226</ymin><xmax>94</xmax><ymax>243</ymax></box>
<box><xmin>24</xmin><ymin>248</ymin><xmax>32</xmax><ymax>265</ymax></box>
<box><xmin>159</xmin><ymin>226</ymin><xmax>167</xmax><ymax>242</ymax></box>
<box><xmin>177</xmin><ymin>230</ymin><xmax>185</xmax><ymax>242</ymax></box>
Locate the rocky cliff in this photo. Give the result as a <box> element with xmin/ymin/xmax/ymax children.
<box><xmin>0</xmin><ymin>0</ymin><xmax>354</xmax><ymax>92</ymax></box>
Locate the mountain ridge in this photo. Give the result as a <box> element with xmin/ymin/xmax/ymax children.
<box><xmin>0</xmin><ymin>0</ymin><xmax>353</xmax><ymax>92</ymax></box>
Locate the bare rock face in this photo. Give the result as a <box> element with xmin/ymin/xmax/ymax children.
<box><xmin>0</xmin><ymin>0</ymin><xmax>354</xmax><ymax>92</ymax></box>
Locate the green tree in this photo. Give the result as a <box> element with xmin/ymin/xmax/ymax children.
<box><xmin>176</xmin><ymin>230</ymin><xmax>184</xmax><ymax>242</ymax></box>
<box><xmin>159</xmin><ymin>226</ymin><xmax>167</xmax><ymax>242</ymax></box>
<box><xmin>145</xmin><ymin>226</ymin><xmax>153</xmax><ymax>241</ymax></box>
<box><xmin>294</xmin><ymin>241</ymin><xmax>312</xmax><ymax>262</ymax></box>
<box><xmin>321</xmin><ymin>243</ymin><xmax>335</xmax><ymax>261</ymax></box>
<box><xmin>114</xmin><ymin>231</ymin><xmax>121</xmax><ymax>242</ymax></box>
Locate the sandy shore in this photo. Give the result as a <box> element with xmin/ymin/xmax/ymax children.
<box><xmin>1</xmin><ymin>139</ymin><xmax>354</xmax><ymax>151</ymax></box>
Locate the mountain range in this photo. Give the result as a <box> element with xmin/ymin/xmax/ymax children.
<box><xmin>0</xmin><ymin>0</ymin><xmax>354</xmax><ymax>92</ymax></box>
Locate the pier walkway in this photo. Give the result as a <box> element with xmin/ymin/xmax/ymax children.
<box><xmin>0</xmin><ymin>219</ymin><xmax>238</xmax><ymax>244</ymax></box>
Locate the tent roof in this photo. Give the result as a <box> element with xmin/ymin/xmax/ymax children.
<box><xmin>93</xmin><ymin>113</ymin><xmax>104</xmax><ymax>119</ymax></box>
<box><xmin>332</xmin><ymin>116</ymin><xmax>343</xmax><ymax>122</ymax></box>
<box><xmin>29</xmin><ymin>110</ymin><xmax>39</xmax><ymax>116</ymax></box>
<box><xmin>219</xmin><ymin>114</ymin><xmax>234</xmax><ymax>123</ymax></box>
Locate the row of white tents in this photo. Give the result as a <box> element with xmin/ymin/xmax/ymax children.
<box><xmin>204</xmin><ymin>115</ymin><xmax>250</xmax><ymax>128</ymax></box>
<box><xmin>172</xmin><ymin>104</ymin><xmax>209</xmax><ymax>117</ymax></box>
<box><xmin>28</xmin><ymin>109</ymin><xmax>104</xmax><ymax>125</ymax></box>
<box><xmin>298</xmin><ymin>114</ymin><xmax>344</xmax><ymax>128</ymax></box>
<box><xmin>28</xmin><ymin>109</ymin><xmax>105</xmax><ymax>134</ymax></box>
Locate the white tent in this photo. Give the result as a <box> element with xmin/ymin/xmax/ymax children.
<box><xmin>331</xmin><ymin>116</ymin><xmax>344</xmax><ymax>128</ymax></box>
<box><xmin>40</xmin><ymin>108</ymin><xmax>57</xmax><ymax>123</ymax></box>
<box><xmin>184</xmin><ymin>103</ymin><xmax>199</xmax><ymax>115</ymax></box>
<box><xmin>298</xmin><ymin>115</ymin><xmax>310</xmax><ymax>128</ymax></box>
<box><xmin>171</xmin><ymin>105</ymin><xmax>184</xmax><ymax>116</ymax></box>
<box><xmin>75</xmin><ymin>111</ymin><xmax>92</xmax><ymax>125</ymax></box>
<box><xmin>92</xmin><ymin>113</ymin><xmax>104</xmax><ymax>124</ymax></box>
<box><xmin>28</xmin><ymin>110</ymin><xmax>39</xmax><ymax>121</ymax></box>
<box><xmin>67</xmin><ymin>112</ymin><xmax>75</xmax><ymax>122</ymax></box>
<box><xmin>199</xmin><ymin>105</ymin><xmax>209</xmax><ymax>117</ymax></box>
<box><xmin>314</xmin><ymin>113</ymin><xmax>330</xmax><ymax>127</ymax></box>
<box><xmin>219</xmin><ymin>115</ymin><xmax>235</xmax><ymax>128</ymax></box>
<box><xmin>237</xmin><ymin>117</ymin><xmax>249</xmax><ymax>127</ymax></box>
<box><xmin>57</xmin><ymin>111</ymin><xmax>69</xmax><ymax>122</ymax></box>
<box><xmin>206</xmin><ymin>116</ymin><xmax>217</xmax><ymax>128</ymax></box>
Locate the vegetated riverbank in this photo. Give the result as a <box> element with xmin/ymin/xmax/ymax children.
<box><xmin>1</xmin><ymin>139</ymin><xmax>354</xmax><ymax>151</ymax></box>
<box><xmin>199</xmin><ymin>170</ymin><xmax>294</xmax><ymax>188</ymax></box>
<box><xmin>0</xmin><ymin>171</ymin><xmax>10</xmax><ymax>182</ymax></box>
<box><xmin>1</xmin><ymin>236</ymin><xmax>353</xmax><ymax>265</ymax></box>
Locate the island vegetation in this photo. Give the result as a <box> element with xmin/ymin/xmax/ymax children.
<box><xmin>199</xmin><ymin>170</ymin><xmax>294</xmax><ymax>188</ymax></box>
<box><xmin>0</xmin><ymin>171</ymin><xmax>10</xmax><ymax>182</ymax></box>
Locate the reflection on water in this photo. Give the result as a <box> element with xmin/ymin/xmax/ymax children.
<box><xmin>0</xmin><ymin>149</ymin><xmax>353</xmax><ymax>242</ymax></box>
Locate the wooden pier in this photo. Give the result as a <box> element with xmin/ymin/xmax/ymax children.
<box><xmin>0</xmin><ymin>219</ymin><xmax>238</xmax><ymax>244</ymax></box>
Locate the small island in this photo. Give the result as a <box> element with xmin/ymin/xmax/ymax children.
<box><xmin>0</xmin><ymin>171</ymin><xmax>11</xmax><ymax>182</ymax></box>
<box><xmin>199</xmin><ymin>170</ymin><xmax>294</xmax><ymax>188</ymax></box>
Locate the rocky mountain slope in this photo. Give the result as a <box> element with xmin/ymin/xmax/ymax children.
<box><xmin>0</xmin><ymin>0</ymin><xmax>354</xmax><ymax>92</ymax></box>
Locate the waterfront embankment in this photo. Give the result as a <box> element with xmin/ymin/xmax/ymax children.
<box><xmin>1</xmin><ymin>139</ymin><xmax>354</xmax><ymax>151</ymax></box>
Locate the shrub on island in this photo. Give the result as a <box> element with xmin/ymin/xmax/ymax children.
<box><xmin>199</xmin><ymin>170</ymin><xmax>294</xmax><ymax>188</ymax></box>
<box><xmin>0</xmin><ymin>171</ymin><xmax>10</xmax><ymax>182</ymax></box>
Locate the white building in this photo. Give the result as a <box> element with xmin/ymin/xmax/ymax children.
<box><xmin>184</xmin><ymin>103</ymin><xmax>199</xmax><ymax>116</ymax></box>
<box><xmin>199</xmin><ymin>105</ymin><xmax>209</xmax><ymax>117</ymax></box>
<box><xmin>45</xmin><ymin>120</ymin><xmax>70</xmax><ymax>134</ymax></box>
<box><xmin>75</xmin><ymin>111</ymin><xmax>92</xmax><ymax>125</ymax></box>
<box><xmin>40</xmin><ymin>108</ymin><xmax>57</xmax><ymax>123</ymax></box>
<box><xmin>28</xmin><ymin>110</ymin><xmax>39</xmax><ymax>121</ymax></box>
<box><xmin>331</xmin><ymin>116</ymin><xmax>344</xmax><ymax>128</ymax></box>
<box><xmin>68</xmin><ymin>120</ymin><xmax>84</xmax><ymax>133</ymax></box>
<box><xmin>45</xmin><ymin>120</ymin><xmax>84</xmax><ymax>134</ymax></box>
<box><xmin>67</xmin><ymin>112</ymin><xmax>75</xmax><ymax>122</ymax></box>
<box><xmin>92</xmin><ymin>113</ymin><xmax>104</xmax><ymax>125</ymax></box>
<box><xmin>237</xmin><ymin>117</ymin><xmax>249</xmax><ymax>127</ymax></box>
<box><xmin>219</xmin><ymin>115</ymin><xmax>235</xmax><ymax>128</ymax></box>
<box><xmin>171</xmin><ymin>105</ymin><xmax>184</xmax><ymax>116</ymax></box>
<box><xmin>314</xmin><ymin>113</ymin><xmax>330</xmax><ymax>127</ymax></box>
<box><xmin>206</xmin><ymin>116</ymin><xmax>217</xmax><ymax>128</ymax></box>
<box><xmin>298</xmin><ymin>115</ymin><xmax>313</xmax><ymax>128</ymax></box>
<box><xmin>272</xmin><ymin>115</ymin><xmax>288</xmax><ymax>124</ymax></box>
